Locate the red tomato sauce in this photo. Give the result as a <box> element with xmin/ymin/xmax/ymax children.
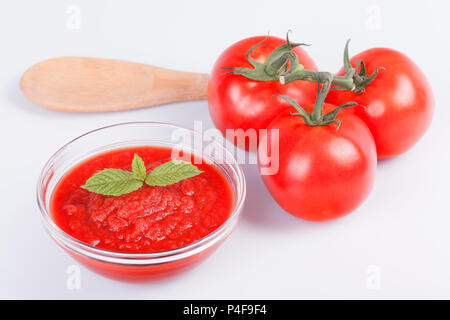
<box><xmin>51</xmin><ymin>146</ymin><xmax>233</xmax><ymax>253</ymax></box>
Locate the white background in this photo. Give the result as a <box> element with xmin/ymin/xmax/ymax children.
<box><xmin>1</xmin><ymin>0</ymin><xmax>449</xmax><ymax>299</ymax></box>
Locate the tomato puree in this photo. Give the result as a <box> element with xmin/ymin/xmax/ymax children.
<box><xmin>51</xmin><ymin>146</ymin><xmax>233</xmax><ymax>253</ymax></box>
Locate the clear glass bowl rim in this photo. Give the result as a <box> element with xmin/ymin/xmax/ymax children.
<box><xmin>36</xmin><ymin>121</ymin><xmax>246</xmax><ymax>265</ymax></box>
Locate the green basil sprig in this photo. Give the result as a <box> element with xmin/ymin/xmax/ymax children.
<box><xmin>81</xmin><ymin>154</ymin><xmax>203</xmax><ymax>196</ymax></box>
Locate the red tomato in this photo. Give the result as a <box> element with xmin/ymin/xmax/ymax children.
<box><xmin>326</xmin><ymin>48</ymin><xmax>434</xmax><ymax>159</ymax></box>
<box><xmin>258</xmin><ymin>105</ymin><xmax>377</xmax><ymax>221</ymax></box>
<box><xmin>208</xmin><ymin>36</ymin><xmax>317</xmax><ymax>150</ymax></box>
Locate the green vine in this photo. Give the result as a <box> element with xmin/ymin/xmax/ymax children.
<box><xmin>276</xmin><ymin>74</ymin><xmax>365</xmax><ymax>129</ymax></box>
<box><xmin>224</xmin><ymin>33</ymin><xmax>384</xmax><ymax>127</ymax></box>
<box><xmin>226</xmin><ymin>35</ymin><xmax>384</xmax><ymax>93</ymax></box>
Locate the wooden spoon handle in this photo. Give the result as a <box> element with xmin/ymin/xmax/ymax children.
<box><xmin>20</xmin><ymin>57</ymin><xmax>209</xmax><ymax>112</ymax></box>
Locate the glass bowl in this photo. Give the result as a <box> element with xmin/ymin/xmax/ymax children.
<box><xmin>37</xmin><ymin>122</ymin><xmax>246</xmax><ymax>282</ymax></box>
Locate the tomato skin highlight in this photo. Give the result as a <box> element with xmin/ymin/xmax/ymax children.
<box><xmin>208</xmin><ymin>36</ymin><xmax>317</xmax><ymax>150</ymax></box>
<box><xmin>326</xmin><ymin>48</ymin><xmax>434</xmax><ymax>159</ymax></box>
<box><xmin>258</xmin><ymin>105</ymin><xmax>377</xmax><ymax>221</ymax></box>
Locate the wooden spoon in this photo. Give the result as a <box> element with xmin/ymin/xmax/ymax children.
<box><xmin>20</xmin><ymin>57</ymin><xmax>209</xmax><ymax>112</ymax></box>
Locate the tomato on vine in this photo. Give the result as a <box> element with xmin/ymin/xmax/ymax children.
<box><xmin>258</xmin><ymin>76</ymin><xmax>377</xmax><ymax>221</ymax></box>
<box><xmin>325</xmin><ymin>42</ymin><xmax>434</xmax><ymax>159</ymax></box>
<box><xmin>208</xmin><ymin>35</ymin><xmax>317</xmax><ymax>150</ymax></box>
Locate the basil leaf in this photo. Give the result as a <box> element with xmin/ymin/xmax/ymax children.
<box><xmin>81</xmin><ymin>168</ymin><xmax>143</xmax><ymax>196</ymax></box>
<box><xmin>145</xmin><ymin>160</ymin><xmax>203</xmax><ymax>187</ymax></box>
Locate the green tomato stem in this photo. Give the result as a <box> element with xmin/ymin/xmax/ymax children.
<box><xmin>280</xmin><ymin>68</ymin><xmax>355</xmax><ymax>91</ymax></box>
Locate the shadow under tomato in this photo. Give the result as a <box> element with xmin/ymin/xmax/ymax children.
<box><xmin>239</xmin><ymin>163</ymin><xmax>305</xmax><ymax>231</ymax></box>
